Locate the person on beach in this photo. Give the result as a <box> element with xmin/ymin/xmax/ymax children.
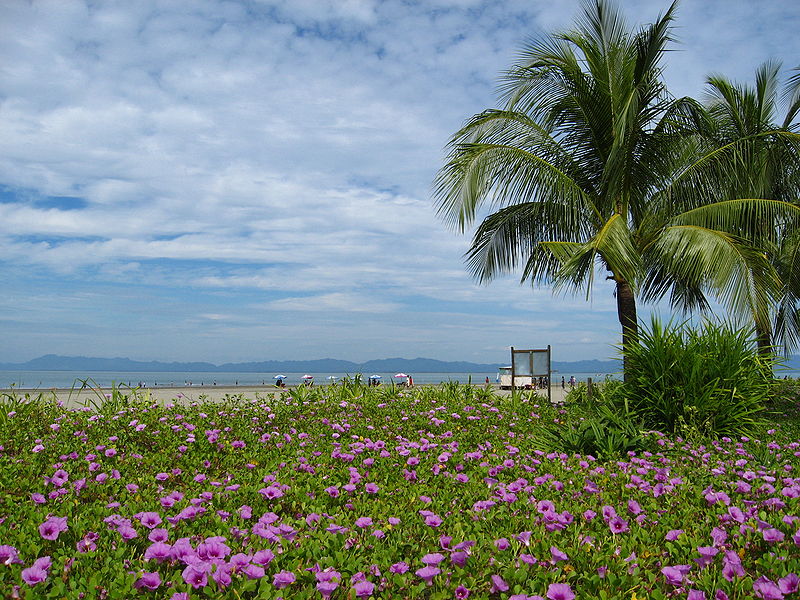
<box><xmin>569</xmin><ymin>375</ymin><xmax>576</xmax><ymax>389</ymax></box>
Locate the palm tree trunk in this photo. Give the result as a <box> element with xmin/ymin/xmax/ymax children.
<box><xmin>755</xmin><ymin>321</ymin><xmax>772</xmax><ymax>357</ymax></box>
<box><xmin>616</xmin><ymin>279</ymin><xmax>638</xmax><ymax>382</ymax></box>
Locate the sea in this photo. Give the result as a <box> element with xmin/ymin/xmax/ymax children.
<box><xmin>1</xmin><ymin>369</ymin><xmax>624</xmax><ymax>390</ymax></box>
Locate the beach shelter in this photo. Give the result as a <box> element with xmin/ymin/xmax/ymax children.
<box><xmin>368</xmin><ymin>375</ymin><xmax>381</xmax><ymax>380</ymax></box>
<box><xmin>393</xmin><ymin>373</ymin><xmax>408</xmax><ymax>379</ymax></box>
<box><xmin>273</xmin><ymin>375</ymin><xmax>286</xmax><ymax>380</ymax></box>
<box><xmin>302</xmin><ymin>374</ymin><xmax>314</xmax><ymax>380</ymax></box>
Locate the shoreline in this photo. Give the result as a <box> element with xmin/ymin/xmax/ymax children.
<box><xmin>2</xmin><ymin>382</ymin><xmax>570</xmax><ymax>405</ymax></box>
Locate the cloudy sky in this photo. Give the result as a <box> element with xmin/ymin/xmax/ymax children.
<box><xmin>1</xmin><ymin>0</ymin><xmax>798</xmax><ymax>365</ymax></box>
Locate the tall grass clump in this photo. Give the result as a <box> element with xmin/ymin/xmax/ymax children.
<box><xmin>621</xmin><ymin>317</ymin><xmax>773</xmax><ymax>437</ymax></box>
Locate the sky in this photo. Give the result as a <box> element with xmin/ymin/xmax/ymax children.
<box><xmin>1</xmin><ymin>0</ymin><xmax>799</xmax><ymax>366</ymax></box>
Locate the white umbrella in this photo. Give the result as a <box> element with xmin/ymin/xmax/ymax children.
<box><xmin>302</xmin><ymin>374</ymin><xmax>314</xmax><ymax>380</ymax></box>
<box><xmin>327</xmin><ymin>376</ymin><xmax>338</xmax><ymax>381</ymax></box>
<box><xmin>394</xmin><ymin>373</ymin><xmax>408</xmax><ymax>378</ymax></box>
<box><xmin>273</xmin><ymin>375</ymin><xmax>286</xmax><ymax>380</ymax></box>
<box><xmin>368</xmin><ymin>374</ymin><xmax>381</xmax><ymax>379</ymax></box>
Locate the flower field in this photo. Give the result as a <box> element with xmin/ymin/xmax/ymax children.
<box><xmin>1</xmin><ymin>382</ymin><xmax>799</xmax><ymax>599</ymax></box>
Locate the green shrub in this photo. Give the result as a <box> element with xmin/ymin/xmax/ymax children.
<box><xmin>621</xmin><ymin>317</ymin><xmax>773</xmax><ymax>437</ymax></box>
<box><xmin>533</xmin><ymin>400</ymin><xmax>648</xmax><ymax>460</ymax></box>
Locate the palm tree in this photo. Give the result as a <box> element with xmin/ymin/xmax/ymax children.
<box><xmin>671</xmin><ymin>62</ymin><xmax>800</xmax><ymax>354</ymax></box>
<box><xmin>433</xmin><ymin>0</ymin><xmax>799</xmax><ymax>377</ymax></box>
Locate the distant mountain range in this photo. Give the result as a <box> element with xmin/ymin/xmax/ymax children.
<box><xmin>0</xmin><ymin>354</ymin><xmax>626</xmax><ymax>374</ymax></box>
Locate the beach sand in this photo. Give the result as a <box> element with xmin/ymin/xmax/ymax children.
<box><xmin>5</xmin><ymin>382</ymin><xmax>568</xmax><ymax>407</ymax></box>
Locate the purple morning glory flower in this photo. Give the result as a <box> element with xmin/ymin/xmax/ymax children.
<box><xmin>0</xmin><ymin>545</ymin><xmax>21</xmax><ymax>565</ymax></box>
<box><xmin>390</xmin><ymin>561</ymin><xmax>409</xmax><ymax>574</ymax></box>
<box><xmin>252</xmin><ymin>549</ymin><xmax>275</xmax><ymax>566</ymax></box>
<box><xmin>422</xmin><ymin>553</ymin><xmax>445</xmax><ymax>566</ymax></box>
<box><xmin>778</xmin><ymin>574</ymin><xmax>799</xmax><ymax>594</ymax></box>
<box><xmin>353</xmin><ymin>579</ymin><xmax>375</xmax><ymax>597</ymax></box>
<box><xmin>144</xmin><ymin>542</ymin><xmax>172</xmax><ymax>562</ymax></box>
<box><xmin>695</xmin><ymin>546</ymin><xmax>719</xmax><ymax>569</ymax></box>
<box><xmin>495</xmin><ymin>537</ymin><xmax>510</xmax><ymax>550</ymax></box>
<box><xmin>182</xmin><ymin>564</ymin><xmax>209</xmax><ymax>589</ymax></box>
<box><xmin>753</xmin><ymin>576</ymin><xmax>785</xmax><ymax>600</ymax></box>
<box><xmin>134</xmin><ymin>572</ymin><xmax>162</xmax><ymax>590</ymax></box>
<box><xmin>666</xmin><ymin>529</ymin><xmax>684</xmax><ymax>541</ymax></box>
<box><xmin>355</xmin><ymin>516</ymin><xmax>373</xmax><ymax>528</ymax></box>
<box><xmin>762</xmin><ymin>528</ymin><xmax>785</xmax><ymax>543</ymax></box>
<box><xmin>21</xmin><ymin>565</ymin><xmax>48</xmax><ymax>586</ymax></box>
<box><xmin>550</xmin><ymin>546</ymin><xmax>569</xmax><ymax>563</ymax></box>
<box><xmin>722</xmin><ymin>551</ymin><xmax>746</xmax><ymax>581</ymax></box>
<box><xmin>490</xmin><ymin>574</ymin><xmax>509</xmax><ymax>593</ymax></box>
<box><xmin>546</xmin><ymin>583</ymin><xmax>575</xmax><ymax>600</ymax></box>
<box><xmin>662</xmin><ymin>565</ymin><xmax>689</xmax><ymax>586</ymax></box>
<box><xmin>424</xmin><ymin>514</ymin><xmax>442</xmax><ymax>527</ymax></box>
<box><xmin>455</xmin><ymin>585</ymin><xmax>470</xmax><ymax>598</ymax></box>
<box><xmin>273</xmin><ymin>570</ymin><xmax>296</xmax><ymax>589</ymax></box>
<box><xmin>38</xmin><ymin>516</ymin><xmax>68</xmax><ymax>540</ymax></box>
<box><xmin>608</xmin><ymin>516</ymin><xmax>629</xmax><ymax>534</ymax></box>
<box><xmin>416</xmin><ymin>566</ymin><xmax>440</xmax><ymax>584</ymax></box>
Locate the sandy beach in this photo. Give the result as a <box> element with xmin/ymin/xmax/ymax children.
<box><xmin>5</xmin><ymin>382</ymin><xmax>569</xmax><ymax>407</ymax></box>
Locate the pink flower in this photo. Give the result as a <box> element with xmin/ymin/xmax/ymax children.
<box><xmin>0</xmin><ymin>545</ymin><xmax>21</xmax><ymax>565</ymax></box>
<box><xmin>424</xmin><ymin>514</ymin><xmax>442</xmax><ymax>527</ymax></box>
<box><xmin>259</xmin><ymin>486</ymin><xmax>284</xmax><ymax>500</ymax></box>
<box><xmin>666</xmin><ymin>529</ymin><xmax>684</xmax><ymax>541</ymax></box>
<box><xmin>38</xmin><ymin>516</ymin><xmax>68</xmax><ymax>541</ymax></box>
<box><xmin>662</xmin><ymin>565</ymin><xmax>690</xmax><ymax>586</ymax></box>
<box><xmin>422</xmin><ymin>553</ymin><xmax>445</xmax><ymax>566</ymax></box>
<box><xmin>455</xmin><ymin>585</ymin><xmax>470</xmax><ymax>598</ymax></box>
<box><xmin>609</xmin><ymin>516</ymin><xmax>629</xmax><ymax>534</ymax></box>
<box><xmin>136</xmin><ymin>512</ymin><xmax>162</xmax><ymax>529</ymax></box>
<box><xmin>252</xmin><ymin>549</ymin><xmax>274</xmax><ymax>566</ymax></box>
<box><xmin>182</xmin><ymin>564</ymin><xmax>209</xmax><ymax>589</ymax></box>
<box><xmin>134</xmin><ymin>572</ymin><xmax>162</xmax><ymax>590</ymax></box>
<box><xmin>762</xmin><ymin>528</ymin><xmax>785</xmax><ymax>543</ymax></box>
<box><xmin>273</xmin><ymin>570</ymin><xmax>296</xmax><ymax>589</ymax></box>
<box><xmin>144</xmin><ymin>542</ymin><xmax>172</xmax><ymax>562</ymax></box>
<box><xmin>547</xmin><ymin>583</ymin><xmax>576</xmax><ymax>600</ymax></box>
<box><xmin>21</xmin><ymin>565</ymin><xmax>48</xmax><ymax>586</ymax></box>
<box><xmin>779</xmin><ymin>574</ymin><xmax>799</xmax><ymax>594</ymax></box>
<box><xmin>490</xmin><ymin>574</ymin><xmax>509</xmax><ymax>593</ymax></box>
<box><xmin>550</xmin><ymin>546</ymin><xmax>569</xmax><ymax>563</ymax></box>
<box><xmin>753</xmin><ymin>576</ymin><xmax>785</xmax><ymax>600</ymax></box>
<box><xmin>416</xmin><ymin>566</ymin><xmax>440</xmax><ymax>584</ymax></box>
<box><xmin>353</xmin><ymin>580</ymin><xmax>375</xmax><ymax>597</ymax></box>
<box><xmin>390</xmin><ymin>562</ymin><xmax>409</xmax><ymax>574</ymax></box>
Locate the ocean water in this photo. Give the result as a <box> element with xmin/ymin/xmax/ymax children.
<box><xmin>0</xmin><ymin>369</ymin><xmax>625</xmax><ymax>390</ymax></box>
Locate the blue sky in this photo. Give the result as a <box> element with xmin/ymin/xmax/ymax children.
<box><xmin>1</xmin><ymin>0</ymin><xmax>799</xmax><ymax>365</ymax></box>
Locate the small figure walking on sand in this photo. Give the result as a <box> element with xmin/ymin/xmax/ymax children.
<box><xmin>569</xmin><ymin>375</ymin><xmax>576</xmax><ymax>389</ymax></box>
<box><xmin>561</xmin><ymin>376</ymin><xmax>565</xmax><ymax>389</ymax></box>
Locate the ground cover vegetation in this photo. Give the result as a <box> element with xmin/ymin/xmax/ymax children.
<box><xmin>1</xmin><ymin>377</ymin><xmax>799</xmax><ymax>599</ymax></box>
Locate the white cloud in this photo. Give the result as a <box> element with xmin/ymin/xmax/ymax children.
<box><xmin>0</xmin><ymin>0</ymin><xmax>797</xmax><ymax>363</ymax></box>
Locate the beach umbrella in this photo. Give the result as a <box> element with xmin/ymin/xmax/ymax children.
<box><xmin>368</xmin><ymin>375</ymin><xmax>381</xmax><ymax>380</ymax></box>
<box><xmin>302</xmin><ymin>374</ymin><xmax>314</xmax><ymax>380</ymax></box>
<box><xmin>327</xmin><ymin>376</ymin><xmax>338</xmax><ymax>381</ymax></box>
<box><xmin>394</xmin><ymin>373</ymin><xmax>408</xmax><ymax>378</ymax></box>
<box><xmin>273</xmin><ymin>375</ymin><xmax>286</xmax><ymax>380</ymax></box>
